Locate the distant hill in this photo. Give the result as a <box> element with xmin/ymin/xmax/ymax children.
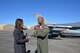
<box><xmin>0</xmin><ymin>24</ymin><xmax>15</xmax><ymax>30</ymax></box>
<box><xmin>3</xmin><ymin>24</ymin><xmax>15</xmax><ymax>30</ymax></box>
<box><xmin>0</xmin><ymin>24</ymin><xmax>6</xmax><ymax>30</ymax></box>
<box><xmin>0</xmin><ymin>24</ymin><xmax>31</xmax><ymax>30</ymax></box>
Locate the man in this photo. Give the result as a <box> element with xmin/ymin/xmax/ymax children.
<box><xmin>33</xmin><ymin>17</ymin><xmax>49</xmax><ymax>53</ymax></box>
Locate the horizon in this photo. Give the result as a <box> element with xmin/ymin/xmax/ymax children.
<box><xmin>0</xmin><ymin>21</ymin><xmax>80</xmax><ymax>27</ymax></box>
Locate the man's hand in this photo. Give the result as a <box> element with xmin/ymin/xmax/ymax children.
<box><xmin>34</xmin><ymin>25</ymin><xmax>38</xmax><ymax>30</ymax></box>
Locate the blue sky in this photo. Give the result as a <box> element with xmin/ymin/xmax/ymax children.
<box><xmin>0</xmin><ymin>0</ymin><xmax>80</xmax><ymax>26</ymax></box>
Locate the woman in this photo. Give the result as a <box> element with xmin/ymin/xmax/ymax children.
<box><xmin>13</xmin><ymin>18</ymin><xmax>29</xmax><ymax>53</ymax></box>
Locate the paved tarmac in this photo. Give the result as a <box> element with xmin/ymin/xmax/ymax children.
<box><xmin>0</xmin><ymin>30</ymin><xmax>80</xmax><ymax>53</ymax></box>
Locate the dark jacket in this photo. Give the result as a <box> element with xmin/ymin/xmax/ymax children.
<box><xmin>13</xmin><ymin>28</ymin><xmax>28</xmax><ymax>53</ymax></box>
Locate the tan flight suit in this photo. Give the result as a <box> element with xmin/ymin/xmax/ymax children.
<box><xmin>33</xmin><ymin>24</ymin><xmax>49</xmax><ymax>53</ymax></box>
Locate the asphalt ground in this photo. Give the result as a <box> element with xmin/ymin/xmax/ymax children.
<box><xmin>0</xmin><ymin>30</ymin><xmax>80</xmax><ymax>53</ymax></box>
